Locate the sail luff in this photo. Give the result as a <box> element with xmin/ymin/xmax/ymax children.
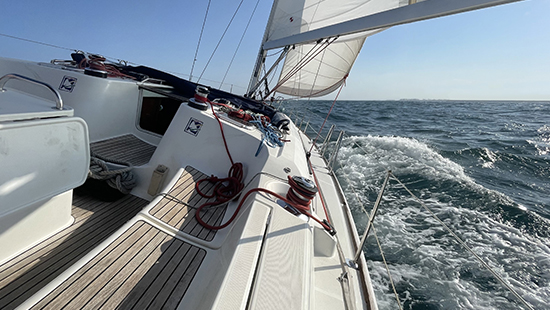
<box><xmin>263</xmin><ymin>0</ymin><xmax>522</xmax><ymax>50</ymax></box>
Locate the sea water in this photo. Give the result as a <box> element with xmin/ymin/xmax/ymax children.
<box><xmin>281</xmin><ymin>100</ymin><xmax>549</xmax><ymax>310</ymax></box>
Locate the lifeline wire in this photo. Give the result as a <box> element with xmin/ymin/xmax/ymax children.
<box><xmin>390</xmin><ymin>172</ymin><xmax>535</xmax><ymax>310</ymax></box>
<box><xmin>372</xmin><ymin>225</ymin><xmax>403</xmax><ymax>310</ymax></box>
<box><xmin>0</xmin><ymin>33</ymin><xmax>139</xmax><ymax>66</ymax></box>
<box><xmin>0</xmin><ymin>33</ymin><xmax>75</xmax><ymax>51</ymax></box>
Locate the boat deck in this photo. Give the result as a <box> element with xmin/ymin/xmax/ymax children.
<box><xmin>149</xmin><ymin>166</ymin><xmax>227</xmax><ymax>241</ymax></box>
<box><xmin>0</xmin><ymin>194</ymin><xmax>148</xmax><ymax>310</ymax></box>
<box><xmin>90</xmin><ymin>134</ymin><xmax>157</xmax><ymax>166</ymax></box>
<box><xmin>0</xmin><ymin>166</ymin><xmax>225</xmax><ymax>309</ymax></box>
<box><xmin>29</xmin><ymin>221</ymin><xmax>206</xmax><ymax>310</ymax></box>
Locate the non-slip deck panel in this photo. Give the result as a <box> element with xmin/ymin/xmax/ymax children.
<box><xmin>149</xmin><ymin>166</ymin><xmax>227</xmax><ymax>241</ymax></box>
<box><xmin>0</xmin><ymin>194</ymin><xmax>147</xmax><ymax>310</ymax></box>
<box><xmin>90</xmin><ymin>134</ymin><xmax>157</xmax><ymax>166</ymax></box>
<box><xmin>30</xmin><ymin>221</ymin><xmax>206</xmax><ymax>310</ymax></box>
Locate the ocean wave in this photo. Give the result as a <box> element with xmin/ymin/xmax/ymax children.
<box><xmin>337</xmin><ymin>135</ymin><xmax>473</xmax><ymax>183</ymax></box>
<box><xmin>527</xmin><ymin>125</ymin><xmax>550</xmax><ymax>156</ymax></box>
<box><xmin>333</xmin><ymin>134</ymin><xmax>550</xmax><ymax>310</ymax></box>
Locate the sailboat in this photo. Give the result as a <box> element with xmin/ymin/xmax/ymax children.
<box><xmin>0</xmin><ymin>0</ymin><xmax>531</xmax><ymax>309</ymax></box>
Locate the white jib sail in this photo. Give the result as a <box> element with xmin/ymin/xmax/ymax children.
<box><xmin>265</xmin><ymin>0</ymin><xmax>410</xmax><ymax>98</ymax></box>
<box><xmin>262</xmin><ymin>0</ymin><xmax>519</xmax><ymax>98</ymax></box>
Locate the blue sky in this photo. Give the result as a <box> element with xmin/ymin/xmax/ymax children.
<box><xmin>0</xmin><ymin>0</ymin><xmax>548</xmax><ymax>100</ymax></box>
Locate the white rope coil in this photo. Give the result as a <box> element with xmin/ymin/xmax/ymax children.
<box><xmin>88</xmin><ymin>152</ymin><xmax>136</xmax><ymax>194</ymax></box>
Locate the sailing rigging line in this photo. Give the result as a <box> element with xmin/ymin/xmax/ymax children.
<box><xmin>247</xmin><ymin>47</ymin><xmax>288</xmax><ymax>99</ymax></box>
<box><xmin>304</xmin><ymin>46</ymin><xmax>327</xmax><ymax>103</ymax></box>
<box><xmin>267</xmin><ymin>61</ymin><xmax>279</xmax><ymax>87</ymax></box>
<box><xmin>220</xmin><ymin>0</ymin><xmax>262</xmax><ymax>89</ymax></box>
<box><xmin>266</xmin><ymin>49</ymin><xmax>284</xmax><ymax>57</ymax></box>
<box><xmin>165</xmin><ymin>69</ymin><xmax>248</xmax><ymax>91</ymax></box>
<box><xmin>266</xmin><ymin>37</ymin><xmax>338</xmax><ymax>99</ymax></box>
<box><xmin>261</xmin><ymin>62</ymin><xmax>270</xmax><ymax>97</ymax></box>
<box><xmin>294</xmin><ymin>0</ymin><xmax>322</xmax><ymax>101</ymax></box>
<box><xmin>0</xmin><ymin>33</ymin><xmax>140</xmax><ymax>66</ymax></box>
<box><xmin>269</xmin><ymin>41</ymin><xmax>324</xmax><ymax>96</ymax></box>
<box><xmin>197</xmin><ymin>0</ymin><xmax>245</xmax><ymax>84</ymax></box>
<box><xmin>308</xmin><ymin>75</ymin><xmax>346</xmax><ymax>153</ymax></box>
<box><xmin>0</xmin><ymin>33</ymin><xmax>75</xmax><ymax>52</ymax></box>
<box><xmin>267</xmin><ymin>41</ymin><xmax>322</xmax><ymax>97</ymax></box>
<box><xmin>300</xmin><ymin>46</ymin><xmax>328</xmax><ymax>118</ymax></box>
<box><xmin>190</xmin><ymin>0</ymin><xmax>212</xmax><ymax>82</ymax></box>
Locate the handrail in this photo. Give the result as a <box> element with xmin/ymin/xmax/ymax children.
<box><xmin>0</xmin><ymin>74</ymin><xmax>64</xmax><ymax>110</ymax></box>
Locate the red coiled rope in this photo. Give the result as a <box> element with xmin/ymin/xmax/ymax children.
<box><xmin>78</xmin><ymin>56</ymin><xmax>136</xmax><ymax>79</ymax></box>
<box><xmin>195</xmin><ymin>162</ymin><xmax>244</xmax><ymax>230</ymax></box>
<box><xmin>195</xmin><ymin>95</ymin><xmax>245</xmax><ymax>230</ymax></box>
<box><xmin>194</xmin><ymin>95</ymin><xmax>333</xmax><ymax>234</ymax></box>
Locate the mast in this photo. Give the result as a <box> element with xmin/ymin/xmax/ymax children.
<box><xmin>246</xmin><ymin>0</ymin><xmax>280</xmax><ymax>97</ymax></box>
<box><xmin>247</xmin><ymin>46</ymin><xmax>289</xmax><ymax>99</ymax></box>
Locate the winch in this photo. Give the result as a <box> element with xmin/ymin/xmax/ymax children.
<box><xmin>188</xmin><ymin>85</ymin><xmax>209</xmax><ymax>110</ymax></box>
<box><xmin>286</xmin><ymin>175</ymin><xmax>318</xmax><ymax>208</ymax></box>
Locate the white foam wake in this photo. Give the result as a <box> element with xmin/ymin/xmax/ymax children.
<box><xmin>336</xmin><ymin>135</ymin><xmax>473</xmax><ymax>183</ymax></box>
<box><xmin>528</xmin><ymin>125</ymin><xmax>550</xmax><ymax>156</ymax></box>
<box><xmin>334</xmin><ymin>135</ymin><xmax>549</xmax><ymax>310</ymax></box>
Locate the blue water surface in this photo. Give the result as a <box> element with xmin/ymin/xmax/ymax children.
<box><xmin>282</xmin><ymin>100</ymin><xmax>550</xmax><ymax>310</ymax></box>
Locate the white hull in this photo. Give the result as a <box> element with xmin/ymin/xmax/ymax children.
<box><xmin>0</xmin><ymin>56</ymin><xmax>375</xmax><ymax>310</ymax></box>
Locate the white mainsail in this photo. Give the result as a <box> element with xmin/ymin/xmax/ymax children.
<box><xmin>251</xmin><ymin>0</ymin><xmax>521</xmax><ymax>99</ymax></box>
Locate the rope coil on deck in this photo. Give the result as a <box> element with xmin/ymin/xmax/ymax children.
<box><xmin>88</xmin><ymin>152</ymin><xmax>136</xmax><ymax>194</ymax></box>
<box><xmin>250</xmin><ymin>116</ymin><xmax>284</xmax><ymax>156</ymax></box>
